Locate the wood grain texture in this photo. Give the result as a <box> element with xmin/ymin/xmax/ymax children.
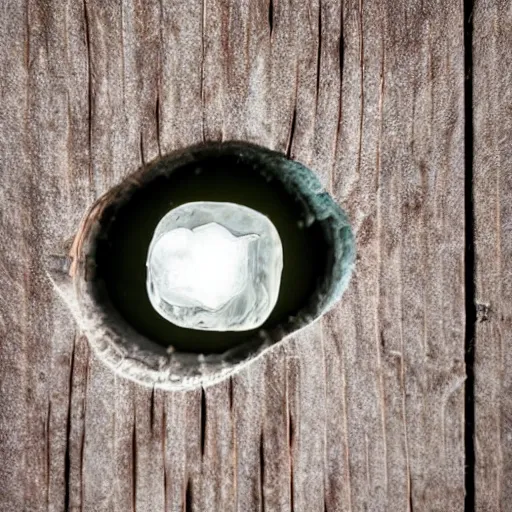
<box><xmin>473</xmin><ymin>1</ymin><xmax>512</xmax><ymax>510</ymax></box>
<box><xmin>0</xmin><ymin>0</ymin><xmax>469</xmax><ymax>511</ymax></box>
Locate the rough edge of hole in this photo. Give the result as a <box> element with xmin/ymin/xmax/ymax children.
<box><xmin>50</xmin><ymin>141</ymin><xmax>355</xmax><ymax>390</ymax></box>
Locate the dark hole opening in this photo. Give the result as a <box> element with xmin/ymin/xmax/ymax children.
<box><xmin>94</xmin><ymin>145</ymin><xmax>330</xmax><ymax>354</ymax></box>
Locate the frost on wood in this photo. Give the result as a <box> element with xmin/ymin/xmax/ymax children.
<box><xmin>146</xmin><ymin>201</ymin><xmax>284</xmax><ymax>331</ymax></box>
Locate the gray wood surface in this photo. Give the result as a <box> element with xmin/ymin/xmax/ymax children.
<box><xmin>0</xmin><ymin>0</ymin><xmax>480</xmax><ymax>510</ymax></box>
<box><xmin>473</xmin><ymin>1</ymin><xmax>512</xmax><ymax>510</ymax></box>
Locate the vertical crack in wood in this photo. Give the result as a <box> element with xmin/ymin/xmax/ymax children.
<box><xmin>333</xmin><ymin>0</ymin><xmax>344</xmax><ymax>191</ymax></box>
<box><xmin>64</xmin><ymin>336</ymin><xmax>76</xmax><ymax>512</ymax></box>
<box><xmin>321</xmin><ymin>322</ymin><xmax>328</xmax><ymax>511</ymax></box>
<box><xmin>149</xmin><ymin>385</ymin><xmax>155</xmax><ymax>431</ymax></box>
<box><xmin>200</xmin><ymin>386</ymin><xmax>206</xmax><ymax>459</ymax></box>
<box><xmin>286</xmin><ymin>61</ymin><xmax>299</xmax><ymax>159</ymax></box>
<box><xmin>46</xmin><ymin>398</ymin><xmax>51</xmax><ymax>508</ymax></box>
<box><xmin>132</xmin><ymin>408</ymin><xmax>137</xmax><ymax>512</ymax></box>
<box><xmin>120</xmin><ymin>0</ymin><xmax>126</xmax><ymax>105</ymax></box>
<box><xmin>364</xmin><ymin>433</ymin><xmax>371</xmax><ymax>491</ymax></box>
<box><xmin>200</xmin><ymin>0</ymin><xmax>206</xmax><ymax>142</ymax></box>
<box><xmin>155</xmin><ymin>92</ymin><xmax>161</xmax><ymax>157</ymax></box>
<box><xmin>162</xmin><ymin>405</ymin><xmax>168</xmax><ymax>512</ymax></box>
<box><xmin>224</xmin><ymin>1</ymin><xmax>232</xmax><ymax>103</ymax></box>
<box><xmin>356</xmin><ymin>0</ymin><xmax>364</xmax><ymax>177</ymax></box>
<box><xmin>338</xmin><ymin>1</ymin><xmax>344</xmax><ymax>97</ymax></box>
<box><xmin>139</xmin><ymin>132</ymin><xmax>145</xmax><ymax>167</ymax></box>
<box><xmin>25</xmin><ymin>0</ymin><xmax>30</xmax><ymax>70</ymax></box>
<box><xmin>463</xmin><ymin>0</ymin><xmax>476</xmax><ymax>509</ymax></box>
<box><xmin>231</xmin><ymin>378</ymin><xmax>238</xmax><ymax>507</ymax></box>
<box><xmin>315</xmin><ymin>0</ymin><xmax>322</xmax><ymax>113</ymax></box>
<box><xmin>286</xmin><ymin>107</ymin><xmax>297</xmax><ymax>160</ymax></box>
<box><xmin>289</xmin><ymin>409</ymin><xmax>294</xmax><ymax>512</ymax></box>
<box><xmin>286</xmin><ymin>360</ymin><xmax>294</xmax><ymax>512</ymax></box>
<box><xmin>82</xmin><ymin>0</ymin><xmax>93</xmax><ymax>190</ymax></box>
<box><xmin>80</xmin><ymin>351</ymin><xmax>90</xmax><ymax>507</ymax></box>
<box><xmin>156</xmin><ymin>0</ymin><xmax>163</xmax><ymax>156</ymax></box>
<box><xmin>228</xmin><ymin>376</ymin><xmax>234</xmax><ymax>411</ymax></box>
<box><xmin>66</xmin><ymin>88</ymin><xmax>73</xmax><ymax>197</ymax></box>
<box><xmin>260</xmin><ymin>430</ymin><xmax>265</xmax><ymax>512</ymax></box>
<box><xmin>408</xmin><ymin>472</ymin><xmax>414</xmax><ymax>512</ymax></box>
<box><xmin>340</xmin><ymin>337</ymin><xmax>353</xmax><ymax>511</ymax></box>
<box><xmin>184</xmin><ymin>478</ymin><xmax>192</xmax><ymax>512</ymax></box>
<box><xmin>268</xmin><ymin>0</ymin><xmax>274</xmax><ymax>39</ymax></box>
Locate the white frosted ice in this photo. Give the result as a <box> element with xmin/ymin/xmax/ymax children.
<box><xmin>150</xmin><ymin>224</ymin><xmax>258</xmax><ymax>311</ymax></box>
<box><xmin>146</xmin><ymin>202</ymin><xmax>283</xmax><ymax>331</ymax></box>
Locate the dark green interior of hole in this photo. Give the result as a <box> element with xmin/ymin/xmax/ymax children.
<box><xmin>95</xmin><ymin>149</ymin><xmax>329</xmax><ymax>354</ymax></box>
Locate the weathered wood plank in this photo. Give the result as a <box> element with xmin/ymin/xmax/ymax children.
<box><xmin>0</xmin><ymin>0</ymin><xmax>468</xmax><ymax>511</ymax></box>
<box><xmin>473</xmin><ymin>1</ymin><xmax>512</xmax><ymax>509</ymax></box>
<box><xmin>331</xmin><ymin>0</ymin><xmax>466</xmax><ymax>509</ymax></box>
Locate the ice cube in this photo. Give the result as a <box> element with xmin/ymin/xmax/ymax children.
<box><xmin>146</xmin><ymin>202</ymin><xmax>283</xmax><ymax>331</ymax></box>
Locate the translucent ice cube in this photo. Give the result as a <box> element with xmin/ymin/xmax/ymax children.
<box><xmin>146</xmin><ymin>202</ymin><xmax>283</xmax><ymax>331</ymax></box>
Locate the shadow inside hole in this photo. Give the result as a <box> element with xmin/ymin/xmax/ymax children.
<box><xmin>94</xmin><ymin>146</ymin><xmax>331</xmax><ymax>354</ymax></box>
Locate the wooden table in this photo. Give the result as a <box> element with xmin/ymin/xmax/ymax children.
<box><xmin>0</xmin><ymin>0</ymin><xmax>510</xmax><ymax>510</ymax></box>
